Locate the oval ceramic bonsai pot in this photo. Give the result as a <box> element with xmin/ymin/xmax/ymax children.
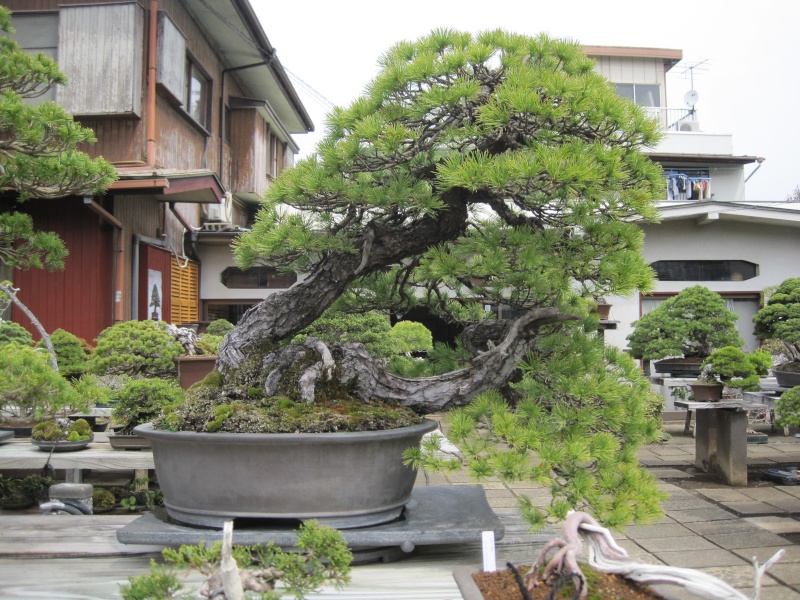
<box><xmin>688</xmin><ymin>381</ymin><xmax>724</xmax><ymax>402</ymax></box>
<box><xmin>135</xmin><ymin>418</ymin><xmax>438</xmax><ymax>529</ymax></box>
<box><xmin>173</xmin><ymin>355</ymin><xmax>218</xmax><ymax>390</ymax></box>
<box><xmin>653</xmin><ymin>358</ymin><xmax>704</xmax><ymax>378</ymax></box>
<box><xmin>774</xmin><ymin>369</ymin><xmax>800</xmax><ymax>388</ymax></box>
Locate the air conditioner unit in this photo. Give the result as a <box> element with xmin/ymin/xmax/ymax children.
<box><xmin>678</xmin><ymin>121</ymin><xmax>701</xmax><ymax>132</ymax></box>
<box><xmin>204</xmin><ymin>192</ymin><xmax>233</xmax><ymax>223</ymax></box>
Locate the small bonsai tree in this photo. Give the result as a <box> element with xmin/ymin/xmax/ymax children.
<box><xmin>627</xmin><ymin>286</ymin><xmax>743</xmax><ymax>361</ymax></box>
<box><xmin>776</xmin><ymin>385</ymin><xmax>800</xmax><ymax>428</ymax></box>
<box><xmin>112</xmin><ymin>379</ymin><xmax>185</xmax><ymax>435</ymax></box>
<box><xmin>205</xmin><ymin>319</ymin><xmax>234</xmax><ymax>337</ymax></box>
<box><xmin>699</xmin><ymin>346</ymin><xmax>760</xmax><ymax>391</ymax></box>
<box><xmin>753</xmin><ymin>277</ymin><xmax>800</xmax><ymax>369</ymax></box>
<box><xmin>90</xmin><ymin>320</ymin><xmax>184</xmax><ymax>378</ymax></box>
<box><xmin>0</xmin><ymin>321</ymin><xmax>33</xmax><ymax>346</ymax></box>
<box><xmin>0</xmin><ymin>342</ymin><xmax>83</xmax><ymax>425</ymax></box>
<box><xmin>36</xmin><ymin>328</ymin><xmax>90</xmax><ymax>379</ymax></box>
<box><xmin>391</xmin><ymin>320</ymin><xmax>434</xmax><ymax>356</ymax></box>
<box><xmin>92</xmin><ymin>487</ymin><xmax>116</xmax><ymax>512</ymax></box>
<box><xmin>0</xmin><ymin>473</ymin><xmax>53</xmax><ymax>507</ymax></box>
<box><xmin>119</xmin><ymin>520</ymin><xmax>352</xmax><ymax>600</ymax></box>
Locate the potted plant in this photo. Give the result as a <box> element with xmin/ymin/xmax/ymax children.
<box><xmin>775</xmin><ymin>385</ymin><xmax>800</xmax><ymax>432</ymax></box>
<box><xmin>0</xmin><ymin>342</ymin><xmax>87</xmax><ymax>436</ymax></box>
<box><xmin>136</xmin><ymin>30</ymin><xmax>667</xmax><ymax>531</ymax></box>
<box><xmin>689</xmin><ymin>346</ymin><xmax>761</xmax><ymax>402</ymax></box>
<box><xmin>92</xmin><ymin>487</ymin><xmax>117</xmax><ymax>513</ymax></box>
<box><xmin>35</xmin><ymin>328</ymin><xmax>91</xmax><ymax>380</ymax></box>
<box><xmin>753</xmin><ymin>277</ymin><xmax>800</xmax><ymax>388</ymax></box>
<box><xmin>627</xmin><ymin>286</ymin><xmax>744</xmax><ymax>377</ymax></box>
<box><xmin>172</xmin><ymin>327</ymin><xmax>224</xmax><ymax>390</ymax></box>
<box><xmin>31</xmin><ymin>417</ymin><xmax>93</xmax><ymax>451</ymax></box>
<box><xmin>108</xmin><ymin>378</ymin><xmax>184</xmax><ymax>449</ymax></box>
<box><xmin>454</xmin><ymin>511</ymin><xmax>783</xmax><ymax>600</ymax></box>
<box><xmin>0</xmin><ymin>473</ymin><xmax>53</xmax><ymax>509</ymax></box>
<box><xmin>89</xmin><ymin>320</ymin><xmax>184</xmax><ymax>379</ymax></box>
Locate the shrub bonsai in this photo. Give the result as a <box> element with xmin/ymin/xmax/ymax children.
<box><xmin>0</xmin><ymin>473</ymin><xmax>53</xmax><ymax>507</ymax></box>
<box><xmin>205</xmin><ymin>319</ymin><xmax>234</xmax><ymax>337</ymax></box>
<box><xmin>391</xmin><ymin>320</ymin><xmax>434</xmax><ymax>356</ymax></box>
<box><xmin>36</xmin><ymin>328</ymin><xmax>90</xmax><ymax>379</ymax></box>
<box><xmin>627</xmin><ymin>286</ymin><xmax>743</xmax><ymax>362</ymax></box>
<box><xmin>0</xmin><ymin>342</ymin><xmax>85</xmax><ymax>426</ymax></box>
<box><xmin>92</xmin><ymin>487</ymin><xmax>116</xmax><ymax>512</ymax></box>
<box><xmin>753</xmin><ymin>277</ymin><xmax>800</xmax><ymax>371</ymax></box>
<box><xmin>152</xmin><ymin>30</ymin><xmax>669</xmax><ymax>527</ymax></box>
<box><xmin>90</xmin><ymin>320</ymin><xmax>183</xmax><ymax>378</ymax></box>
<box><xmin>776</xmin><ymin>385</ymin><xmax>800</xmax><ymax>429</ymax></box>
<box><xmin>0</xmin><ymin>320</ymin><xmax>33</xmax><ymax>346</ymax></box>
<box><xmin>112</xmin><ymin>379</ymin><xmax>184</xmax><ymax>435</ymax></box>
<box><xmin>698</xmin><ymin>346</ymin><xmax>760</xmax><ymax>391</ymax></box>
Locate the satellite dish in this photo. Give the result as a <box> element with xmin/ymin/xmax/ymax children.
<box><xmin>684</xmin><ymin>89</ymin><xmax>699</xmax><ymax>107</ymax></box>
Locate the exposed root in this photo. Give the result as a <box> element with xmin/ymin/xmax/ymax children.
<box><xmin>532</xmin><ymin>511</ymin><xmax>784</xmax><ymax>600</ymax></box>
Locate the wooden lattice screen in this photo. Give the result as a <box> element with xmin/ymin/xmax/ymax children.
<box><xmin>170</xmin><ymin>258</ymin><xmax>199</xmax><ymax>325</ymax></box>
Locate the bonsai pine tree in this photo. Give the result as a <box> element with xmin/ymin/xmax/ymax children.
<box><xmin>171</xmin><ymin>30</ymin><xmax>669</xmax><ymax>526</ymax></box>
<box><xmin>627</xmin><ymin>285</ymin><xmax>743</xmax><ymax>361</ymax></box>
<box><xmin>0</xmin><ymin>5</ymin><xmax>117</xmax><ymax>367</ymax></box>
<box><xmin>753</xmin><ymin>277</ymin><xmax>800</xmax><ymax>368</ymax></box>
<box><xmin>216</xmin><ymin>29</ymin><xmax>661</xmax><ymax>407</ymax></box>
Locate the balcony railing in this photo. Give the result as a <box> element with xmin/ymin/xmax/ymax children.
<box><xmin>644</xmin><ymin>107</ymin><xmax>698</xmax><ymax>132</ymax></box>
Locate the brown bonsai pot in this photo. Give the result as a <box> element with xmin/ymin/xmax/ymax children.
<box><xmin>688</xmin><ymin>381</ymin><xmax>724</xmax><ymax>402</ymax></box>
<box><xmin>173</xmin><ymin>355</ymin><xmax>218</xmax><ymax>390</ymax></box>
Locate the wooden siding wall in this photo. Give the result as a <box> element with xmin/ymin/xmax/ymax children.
<box><xmin>12</xmin><ymin>198</ymin><xmax>113</xmax><ymax>344</ymax></box>
<box><xmin>57</xmin><ymin>2</ymin><xmax>144</xmax><ymax>117</ymax></box>
<box><xmin>230</xmin><ymin>109</ymin><xmax>268</xmax><ymax>197</ymax></box>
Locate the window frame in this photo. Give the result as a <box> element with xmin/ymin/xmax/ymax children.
<box><xmin>183</xmin><ymin>53</ymin><xmax>212</xmax><ymax>133</ymax></box>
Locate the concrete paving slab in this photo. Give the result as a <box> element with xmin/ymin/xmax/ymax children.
<box><xmin>731</xmin><ymin>545</ymin><xmax>800</xmax><ymax>564</ymax></box>
<box><xmin>742</xmin><ymin>488</ymin><xmax>800</xmax><ymax>502</ymax></box>
<box><xmin>653</xmin><ymin>548</ymin><xmax>749</xmax><ymax>569</ymax></box>
<box><xmin>767</xmin><ymin>563</ymin><xmax>800</xmax><ymax>585</ymax></box>
<box><xmin>682</xmin><ymin>519</ymin><xmax>765</xmax><ymax>536</ymax></box>
<box><xmin>634</xmin><ymin>535</ymin><xmax>717</xmax><ymax>553</ymax></box>
<box><xmin>762</xmin><ymin>498</ymin><xmax>800</xmax><ymax>513</ymax></box>
<box><xmin>777</xmin><ymin>485</ymin><xmax>800</xmax><ymax>498</ymax></box>
<box><xmin>745</xmin><ymin>517</ymin><xmax>800</xmax><ymax>535</ymax></box>
<box><xmin>695</xmin><ymin>488</ymin><xmax>755</xmax><ymax>502</ymax></box>
<box><xmin>650</xmin><ymin>468</ymin><xmax>696</xmax><ymax>479</ymax></box>
<box><xmin>736</xmin><ymin>586</ymin><xmax>800</xmax><ymax>599</ymax></box>
<box><xmin>662</xmin><ymin>497</ymin><xmax>721</xmax><ymax>510</ymax></box>
<box><xmin>705</xmin><ymin>530</ymin><xmax>790</xmax><ymax>549</ymax></box>
<box><xmin>694</xmin><ymin>565</ymin><xmax>781</xmax><ymax>589</ymax></box>
<box><xmin>623</xmin><ymin>522</ymin><xmax>695</xmax><ymax>539</ymax></box>
<box><xmin>721</xmin><ymin>500</ymin><xmax>789</xmax><ymax>515</ymax></box>
<box><xmin>666</xmin><ymin>507</ymin><xmax>739</xmax><ymax>522</ymax></box>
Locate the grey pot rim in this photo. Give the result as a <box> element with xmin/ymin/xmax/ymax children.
<box><xmin>135</xmin><ymin>417</ymin><xmax>438</xmax><ymax>444</ymax></box>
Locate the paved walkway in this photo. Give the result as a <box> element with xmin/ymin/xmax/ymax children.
<box><xmin>421</xmin><ymin>417</ymin><xmax>800</xmax><ymax>599</ymax></box>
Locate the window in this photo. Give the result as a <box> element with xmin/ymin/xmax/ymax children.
<box><xmin>651</xmin><ymin>260</ymin><xmax>758</xmax><ymax>282</ymax></box>
<box><xmin>615</xmin><ymin>83</ymin><xmax>660</xmax><ymax>107</ymax></box>
<box><xmin>186</xmin><ymin>58</ymin><xmax>211</xmax><ymax>129</ymax></box>
<box><xmin>269</xmin><ymin>134</ymin><xmax>280</xmax><ymax>178</ymax></box>
<box><xmin>221</xmin><ymin>267</ymin><xmax>296</xmax><ymax>289</ymax></box>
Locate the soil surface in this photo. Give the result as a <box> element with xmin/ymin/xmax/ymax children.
<box><xmin>472</xmin><ymin>565</ymin><xmax>665</xmax><ymax>600</ymax></box>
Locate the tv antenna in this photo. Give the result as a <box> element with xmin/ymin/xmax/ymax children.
<box><xmin>676</xmin><ymin>59</ymin><xmax>709</xmax><ymax>92</ymax></box>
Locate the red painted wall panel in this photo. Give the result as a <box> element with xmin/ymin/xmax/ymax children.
<box><xmin>12</xmin><ymin>198</ymin><xmax>113</xmax><ymax>344</ymax></box>
<box><xmin>138</xmin><ymin>245</ymin><xmax>172</xmax><ymax>322</ymax></box>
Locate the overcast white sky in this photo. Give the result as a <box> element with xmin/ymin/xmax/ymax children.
<box><xmin>253</xmin><ymin>0</ymin><xmax>799</xmax><ymax>201</ymax></box>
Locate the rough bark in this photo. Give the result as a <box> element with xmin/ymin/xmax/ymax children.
<box><xmin>218</xmin><ymin>192</ymin><xmax>471</xmax><ymax>370</ymax></box>
<box><xmin>245</xmin><ymin>308</ymin><xmax>578</xmax><ymax>412</ymax></box>
<box><xmin>0</xmin><ymin>282</ymin><xmax>58</xmax><ymax>372</ymax></box>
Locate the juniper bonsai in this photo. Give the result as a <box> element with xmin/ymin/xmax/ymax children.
<box><xmin>627</xmin><ymin>285</ymin><xmax>743</xmax><ymax>361</ymax></box>
<box><xmin>753</xmin><ymin>277</ymin><xmax>800</xmax><ymax>368</ymax></box>
<box><xmin>166</xmin><ymin>30</ymin><xmax>669</xmax><ymax>525</ymax></box>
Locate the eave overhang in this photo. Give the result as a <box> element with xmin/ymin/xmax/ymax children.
<box><xmin>643</xmin><ymin>201</ymin><xmax>800</xmax><ymax>229</ymax></box>
<box><xmin>110</xmin><ymin>168</ymin><xmax>224</xmax><ymax>203</ymax></box>
<box><xmin>647</xmin><ymin>153</ymin><xmax>760</xmax><ymax>166</ymax></box>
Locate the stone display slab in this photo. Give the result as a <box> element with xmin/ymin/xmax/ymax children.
<box><xmin>117</xmin><ymin>486</ymin><xmax>504</xmax><ymax>561</ymax></box>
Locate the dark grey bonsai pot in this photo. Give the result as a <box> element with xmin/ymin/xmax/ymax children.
<box><xmin>135</xmin><ymin>418</ymin><xmax>438</xmax><ymax>529</ymax></box>
<box><xmin>774</xmin><ymin>369</ymin><xmax>800</xmax><ymax>388</ymax></box>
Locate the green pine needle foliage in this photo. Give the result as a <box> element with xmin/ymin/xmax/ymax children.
<box><xmin>36</xmin><ymin>328</ymin><xmax>89</xmax><ymax>379</ymax></box>
<box><xmin>90</xmin><ymin>320</ymin><xmax>183</xmax><ymax>378</ymax></box>
<box><xmin>411</xmin><ymin>328</ymin><xmax>667</xmax><ymax>530</ymax></box>
<box><xmin>0</xmin><ymin>320</ymin><xmax>33</xmax><ymax>346</ymax></box>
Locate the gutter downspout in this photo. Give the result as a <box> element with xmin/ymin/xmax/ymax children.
<box><xmin>147</xmin><ymin>0</ymin><xmax>158</xmax><ymax>167</ymax></box>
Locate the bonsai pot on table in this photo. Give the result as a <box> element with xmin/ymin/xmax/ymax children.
<box><xmin>136</xmin><ymin>418</ymin><xmax>437</xmax><ymax>529</ymax></box>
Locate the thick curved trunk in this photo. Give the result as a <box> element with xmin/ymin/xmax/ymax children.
<box><xmin>250</xmin><ymin>307</ymin><xmax>578</xmax><ymax>412</ymax></box>
<box><xmin>218</xmin><ymin>194</ymin><xmax>471</xmax><ymax>370</ymax></box>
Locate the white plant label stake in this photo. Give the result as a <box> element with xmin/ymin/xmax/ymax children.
<box><xmin>482</xmin><ymin>530</ymin><xmax>497</xmax><ymax>572</ymax></box>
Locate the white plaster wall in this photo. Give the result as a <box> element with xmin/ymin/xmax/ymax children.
<box><xmin>603</xmin><ymin>219</ymin><xmax>800</xmax><ymax>352</ymax></box>
<box><xmin>196</xmin><ymin>244</ymin><xmax>306</xmax><ymax>301</ymax></box>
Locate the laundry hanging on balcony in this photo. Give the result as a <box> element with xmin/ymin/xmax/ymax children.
<box><xmin>665</xmin><ymin>172</ymin><xmax>711</xmax><ymax>200</ymax></box>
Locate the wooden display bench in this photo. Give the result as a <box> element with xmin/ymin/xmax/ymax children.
<box><xmin>674</xmin><ymin>399</ymin><xmax>755</xmax><ymax>486</ymax></box>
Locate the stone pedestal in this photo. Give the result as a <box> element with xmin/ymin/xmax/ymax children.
<box><xmin>693</xmin><ymin>406</ymin><xmax>748</xmax><ymax>486</ymax></box>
